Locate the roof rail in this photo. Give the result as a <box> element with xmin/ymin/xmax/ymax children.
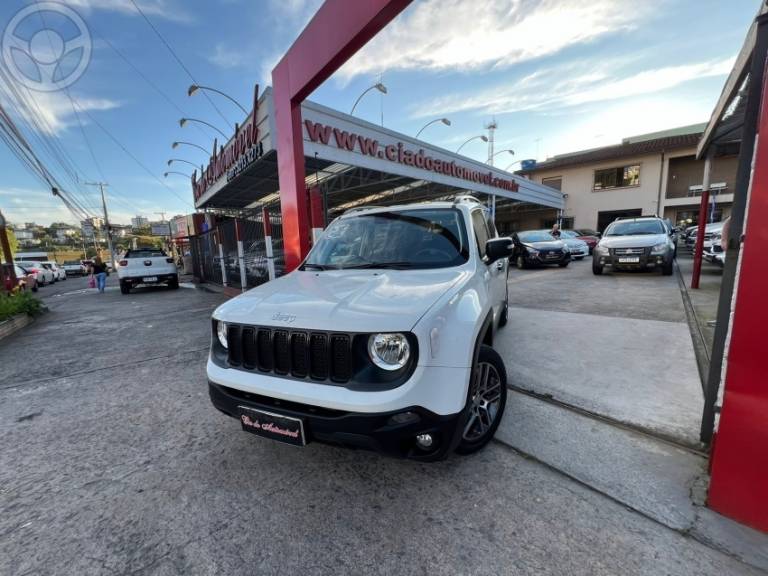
<box><xmin>453</xmin><ymin>195</ymin><xmax>482</xmax><ymax>206</ymax></box>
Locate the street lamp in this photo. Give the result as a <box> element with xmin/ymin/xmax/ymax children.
<box><xmin>172</xmin><ymin>141</ymin><xmax>210</xmax><ymax>155</ymax></box>
<box><xmin>489</xmin><ymin>149</ymin><xmax>515</xmax><ymax>163</ymax></box>
<box><xmin>164</xmin><ymin>171</ymin><xmax>192</xmax><ymax>179</ymax></box>
<box><xmin>350</xmin><ymin>82</ymin><xmax>387</xmax><ymax>115</ymax></box>
<box><xmin>179</xmin><ymin>117</ymin><xmax>229</xmax><ymax>139</ymax></box>
<box><xmin>456</xmin><ymin>135</ymin><xmax>488</xmax><ymax>154</ymax></box>
<box><xmin>188</xmin><ymin>84</ymin><xmax>249</xmax><ymax>116</ymax></box>
<box><xmin>167</xmin><ymin>158</ymin><xmax>200</xmax><ymax>170</ymax></box>
<box><xmin>415</xmin><ymin>118</ymin><xmax>451</xmax><ymax>139</ymax></box>
<box><xmin>504</xmin><ymin>159</ymin><xmax>523</xmax><ymax>171</ymax></box>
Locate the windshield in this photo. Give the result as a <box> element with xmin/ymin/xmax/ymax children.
<box><xmin>605</xmin><ymin>220</ymin><xmax>665</xmax><ymax>236</ymax></box>
<box><xmin>518</xmin><ymin>231</ymin><xmax>555</xmax><ymax>243</ymax></box>
<box><xmin>64</xmin><ymin>260</ymin><xmax>80</xmax><ymax>265</ymax></box>
<box><xmin>126</xmin><ymin>249</ymin><xmax>167</xmax><ymax>258</ymax></box>
<box><xmin>559</xmin><ymin>230</ymin><xmax>578</xmax><ymax>238</ymax></box>
<box><xmin>303</xmin><ymin>208</ymin><xmax>469</xmax><ymax>270</ymax></box>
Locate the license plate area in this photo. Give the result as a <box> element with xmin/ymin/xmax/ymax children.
<box><xmin>618</xmin><ymin>257</ymin><xmax>640</xmax><ymax>263</ymax></box>
<box><xmin>142</xmin><ymin>276</ymin><xmax>158</xmax><ymax>282</ymax></box>
<box><xmin>238</xmin><ymin>406</ymin><xmax>306</xmax><ymax>446</ymax></box>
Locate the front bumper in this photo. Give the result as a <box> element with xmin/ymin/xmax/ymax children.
<box><xmin>528</xmin><ymin>251</ymin><xmax>570</xmax><ymax>266</ymax></box>
<box><xmin>595</xmin><ymin>251</ymin><xmax>670</xmax><ymax>269</ymax></box>
<box><xmin>209</xmin><ymin>381</ymin><xmax>464</xmax><ymax>460</ymax></box>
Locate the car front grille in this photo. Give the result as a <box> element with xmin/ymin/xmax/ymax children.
<box><xmin>539</xmin><ymin>249</ymin><xmax>563</xmax><ymax>258</ymax></box>
<box><xmin>226</xmin><ymin>324</ymin><xmax>353</xmax><ymax>383</ymax></box>
<box><xmin>612</xmin><ymin>247</ymin><xmax>647</xmax><ymax>256</ymax></box>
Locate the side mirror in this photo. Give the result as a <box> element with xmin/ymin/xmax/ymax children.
<box><xmin>486</xmin><ymin>237</ymin><xmax>514</xmax><ymax>263</ymax></box>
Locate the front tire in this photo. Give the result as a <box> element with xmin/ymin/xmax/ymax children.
<box><xmin>592</xmin><ymin>262</ymin><xmax>604</xmax><ymax>275</ymax></box>
<box><xmin>456</xmin><ymin>345</ymin><xmax>507</xmax><ymax>455</ymax></box>
<box><xmin>558</xmin><ymin>260</ymin><xmax>569</xmax><ymax>268</ymax></box>
<box><xmin>662</xmin><ymin>259</ymin><xmax>674</xmax><ymax>276</ymax></box>
<box><xmin>515</xmin><ymin>255</ymin><xmax>527</xmax><ymax>270</ymax></box>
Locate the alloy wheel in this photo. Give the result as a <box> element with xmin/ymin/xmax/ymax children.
<box><xmin>462</xmin><ymin>361</ymin><xmax>502</xmax><ymax>442</ymax></box>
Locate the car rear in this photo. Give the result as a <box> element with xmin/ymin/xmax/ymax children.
<box><xmin>118</xmin><ymin>249</ymin><xmax>179</xmax><ymax>293</ymax></box>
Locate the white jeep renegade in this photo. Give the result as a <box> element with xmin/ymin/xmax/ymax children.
<box><xmin>208</xmin><ymin>196</ymin><xmax>513</xmax><ymax>460</ymax></box>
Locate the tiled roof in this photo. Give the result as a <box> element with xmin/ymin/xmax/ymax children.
<box><xmin>522</xmin><ymin>133</ymin><xmax>702</xmax><ymax>173</ymax></box>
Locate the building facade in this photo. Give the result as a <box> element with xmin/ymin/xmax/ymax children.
<box><xmin>518</xmin><ymin>124</ymin><xmax>737</xmax><ymax>232</ymax></box>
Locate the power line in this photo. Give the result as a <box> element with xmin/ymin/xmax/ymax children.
<box><xmin>72</xmin><ymin>100</ymin><xmax>194</xmax><ymax>209</ymax></box>
<box><xmin>128</xmin><ymin>0</ymin><xmax>233</xmax><ymax>129</ymax></box>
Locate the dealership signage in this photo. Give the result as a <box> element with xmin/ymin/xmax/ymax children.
<box><xmin>192</xmin><ymin>85</ymin><xmax>262</xmax><ymax>201</ymax></box>
<box><xmin>304</xmin><ymin>119</ymin><xmax>520</xmax><ymax>193</ymax></box>
<box><xmin>150</xmin><ymin>221</ymin><xmax>171</xmax><ymax>236</ymax></box>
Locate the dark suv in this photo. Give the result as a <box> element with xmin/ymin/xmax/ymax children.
<box><xmin>592</xmin><ymin>216</ymin><xmax>675</xmax><ymax>275</ymax></box>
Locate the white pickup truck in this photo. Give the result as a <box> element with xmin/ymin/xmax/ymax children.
<box><xmin>117</xmin><ymin>248</ymin><xmax>179</xmax><ymax>294</ymax></box>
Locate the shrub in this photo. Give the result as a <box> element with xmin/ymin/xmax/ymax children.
<box><xmin>0</xmin><ymin>291</ymin><xmax>43</xmax><ymax>321</ymax></box>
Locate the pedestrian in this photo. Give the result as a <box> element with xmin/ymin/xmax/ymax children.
<box><xmin>90</xmin><ymin>256</ymin><xmax>107</xmax><ymax>293</ymax></box>
<box><xmin>551</xmin><ymin>223</ymin><xmax>561</xmax><ymax>239</ymax></box>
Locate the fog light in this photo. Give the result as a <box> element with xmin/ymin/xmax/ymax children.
<box><xmin>415</xmin><ymin>433</ymin><xmax>433</xmax><ymax>449</ymax></box>
<box><xmin>388</xmin><ymin>411</ymin><xmax>420</xmax><ymax>426</ymax></box>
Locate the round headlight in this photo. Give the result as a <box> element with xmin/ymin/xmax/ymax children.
<box><xmin>368</xmin><ymin>333</ymin><xmax>410</xmax><ymax>371</ymax></box>
<box><xmin>216</xmin><ymin>320</ymin><xmax>228</xmax><ymax>349</ymax></box>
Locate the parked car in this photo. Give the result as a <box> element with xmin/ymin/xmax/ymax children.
<box><xmin>15</xmin><ymin>260</ymin><xmax>54</xmax><ymax>286</ymax></box>
<box><xmin>511</xmin><ymin>230</ymin><xmax>570</xmax><ymax>269</ymax></box>
<box><xmin>2</xmin><ymin>264</ymin><xmax>38</xmax><ymax>292</ymax></box>
<box><xmin>43</xmin><ymin>261</ymin><xmax>66</xmax><ymax>281</ymax></box>
<box><xmin>62</xmin><ymin>260</ymin><xmax>87</xmax><ymax>276</ymax></box>
<box><xmin>208</xmin><ymin>196</ymin><xmax>513</xmax><ymax>461</ymax></box>
<box><xmin>555</xmin><ymin>230</ymin><xmax>590</xmax><ymax>259</ymax></box>
<box><xmin>568</xmin><ymin>230</ymin><xmax>600</xmax><ymax>253</ymax></box>
<box><xmin>117</xmin><ymin>248</ymin><xmax>179</xmax><ymax>293</ymax></box>
<box><xmin>592</xmin><ymin>216</ymin><xmax>676</xmax><ymax>275</ymax></box>
<box><xmin>704</xmin><ymin>231</ymin><xmax>726</xmax><ymax>266</ymax></box>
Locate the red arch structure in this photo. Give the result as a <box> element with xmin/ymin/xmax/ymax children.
<box><xmin>271</xmin><ymin>0</ymin><xmax>412</xmax><ymax>271</ymax></box>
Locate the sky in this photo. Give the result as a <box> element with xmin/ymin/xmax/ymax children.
<box><xmin>0</xmin><ymin>0</ymin><xmax>759</xmax><ymax>226</ymax></box>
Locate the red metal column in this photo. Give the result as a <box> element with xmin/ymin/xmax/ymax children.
<box><xmin>708</xmin><ymin>62</ymin><xmax>768</xmax><ymax>533</ymax></box>
<box><xmin>271</xmin><ymin>0</ymin><xmax>411</xmax><ymax>271</ymax></box>
<box><xmin>690</xmin><ymin>188</ymin><xmax>709</xmax><ymax>289</ymax></box>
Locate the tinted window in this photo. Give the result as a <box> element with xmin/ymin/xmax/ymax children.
<box><xmin>304</xmin><ymin>209</ymin><xmax>469</xmax><ymax>270</ymax></box>
<box><xmin>518</xmin><ymin>231</ymin><xmax>555</xmax><ymax>243</ymax></box>
<box><xmin>471</xmin><ymin>210</ymin><xmax>491</xmax><ymax>259</ymax></box>
<box><xmin>126</xmin><ymin>249</ymin><xmax>167</xmax><ymax>258</ymax></box>
<box><xmin>605</xmin><ymin>220</ymin><xmax>665</xmax><ymax>236</ymax></box>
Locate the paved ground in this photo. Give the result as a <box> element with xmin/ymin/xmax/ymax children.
<box><xmin>1</xmin><ymin>274</ymin><xmax>765</xmax><ymax>575</ymax></box>
<box><xmin>498</xmin><ymin>257</ymin><xmax>704</xmax><ymax>446</ymax></box>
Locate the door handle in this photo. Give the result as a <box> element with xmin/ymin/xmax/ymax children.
<box><xmin>496</xmin><ymin>260</ymin><xmax>505</xmax><ymax>271</ymax></box>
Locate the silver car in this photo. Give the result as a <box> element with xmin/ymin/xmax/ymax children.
<box><xmin>592</xmin><ymin>217</ymin><xmax>676</xmax><ymax>276</ymax></box>
<box><xmin>556</xmin><ymin>230</ymin><xmax>590</xmax><ymax>260</ymax></box>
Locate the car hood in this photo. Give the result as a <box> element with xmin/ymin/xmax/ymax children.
<box><xmin>599</xmin><ymin>233</ymin><xmax>668</xmax><ymax>248</ymax></box>
<box><xmin>213</xmin><ymin>267</ymin><xmax>471</xmax><ymax>332</ymax></box>
<box><xmin>523</xmin><ymin>240</ymin><xmax>565</xmax><ymax>250</ymax></box>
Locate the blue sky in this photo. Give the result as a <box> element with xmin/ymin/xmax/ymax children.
<box><xmin>0</xmin><ymin>0</ymin><xmax>759</xmax><ymax>226</ymax></box>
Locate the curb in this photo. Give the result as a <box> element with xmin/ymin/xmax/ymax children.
<box><xmin>0</xmin><ymin>313</ymin><xmax>33</xmax><ymax>342</ymax></box>
<box><xmin>674</xmin><ymin>260</ymin><xmax>711</xmax><ymax>394</ymax></box>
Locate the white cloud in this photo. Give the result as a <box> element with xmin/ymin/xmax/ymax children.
<box><xmin>64</xmin><ymin>0</ymin><xmax>193</xmax><ymax>23</ymax></box>
<box><xmin>336</xmin><ymin>0</ymin><xmax>650</xmax><ymax>83</ymax></box>
<box><xmin>206</xmin><ymin>44</ymin><xmax>247</xmax><ymax>70</ymax></box>
<box><xmin>2</xmin><ymin>90</ymin><xmax>120</xmax><ymax>136</ymax></box>
<box><xmin>409</xmin><ymin>56</ymin><xmax>735</xmax><ymax>118</ymax></box>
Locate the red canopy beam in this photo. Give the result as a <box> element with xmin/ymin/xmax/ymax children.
<box><xmin>271</xmin><ymin>0</ymin><xmax>412</xmax><ymax>271</ymax></box>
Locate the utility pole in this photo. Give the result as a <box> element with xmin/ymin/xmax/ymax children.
<box><xmin>154</xmin><ymin>211</ymin><xmax>167</xmax><ymax>222</ymax></box>
<box><xmin>84</xmin><ymin>181</ymin><xmax>116</xmax><ymax>269</ymax></box>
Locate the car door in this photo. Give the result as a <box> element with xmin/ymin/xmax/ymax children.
<box><xmin>470</xmin><ymin>209</ymin><xmax>507</xmax><ymax>322</ymax></box>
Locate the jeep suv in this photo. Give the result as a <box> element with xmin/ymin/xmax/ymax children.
<box><xmin>592</xmin><ymin>216</ymin><xmax>675</xmax><ymax>275</ymax></box>
<box><xmin>207</xmin><ymin>197</ymin><xmax>513</xmax><ymax>460</ymax></box>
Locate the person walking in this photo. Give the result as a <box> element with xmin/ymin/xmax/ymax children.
<box><xmin>551</xmin><ymin>223</ymin><xmax>561</xmax><ymax>239</ymax></box>
<box><xmin>90</xmin><ymin>256</ymin><xmax>108</xmax><ymax>293</ymax></box>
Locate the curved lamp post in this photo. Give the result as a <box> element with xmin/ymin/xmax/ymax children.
<box><xmin>164</xmin><ymin>171</ymin><xmax>192</xmax><ymax>179</ymax></box>
<box><xmin>188</xmin><ymin>84</ymin><xmax>249</xmax><ymax>116</ymax></box>
<box><xmin>504</xmin><ymin>159</ymin><xmax>523</xmax><ymax>171</ymax></box>
<box><xmin>489</xmin><ymin>149</ymin><xmax>515</xmax><ymax>163</ymax></box>
<box><xmin>167</xmin><ymin>158</ymin><xmax>200</xmax><ymax>170</ymax></box>
<box><xmin>350</xmin><ymin>82</ymin><xmax>387</xmax><ymax>115</ymax></box>
<box><xmin>415</xmin><ymin>117</ymin><xmax>451</xmax><ymax>139</ymax></box>
<box><xmin>456</xmin><ymin>134</ymin><xmax>488</xmax><ymax>154</ymax></box>
<box><xmin>172</xmin><ymin>141</ymin><xmax>209</xmax><ymax>155</ymax></box>
<box><xmin>179</xmin><ymin>117</ymin><xmax>228</xmax><ymax>139</ymax></box>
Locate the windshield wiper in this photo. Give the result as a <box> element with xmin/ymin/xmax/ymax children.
<box><xmin>301</xmin><ymin>263</ymin><xmax>337</xmax><ymax>271</ymax></box>
<box><xmin>342</xmin><ymin>261</ymin><xmax>416</xmax><ymax>270</ymax></box>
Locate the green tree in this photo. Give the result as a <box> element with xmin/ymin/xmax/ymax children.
<box><xmin>3</xmin><ymin>229</ymin><xmax>18</xmax><ymax>258</ymax></box>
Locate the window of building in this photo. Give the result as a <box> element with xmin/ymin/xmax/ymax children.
<box><xmin>541</xmin><ymin>176</ymin><xmax>562</xmax><ymax>191</ymax></box>
<box><xmin>593</xmin><ymin>165</ymin><xmax>640</xmax><ymax>190</ymax></box>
